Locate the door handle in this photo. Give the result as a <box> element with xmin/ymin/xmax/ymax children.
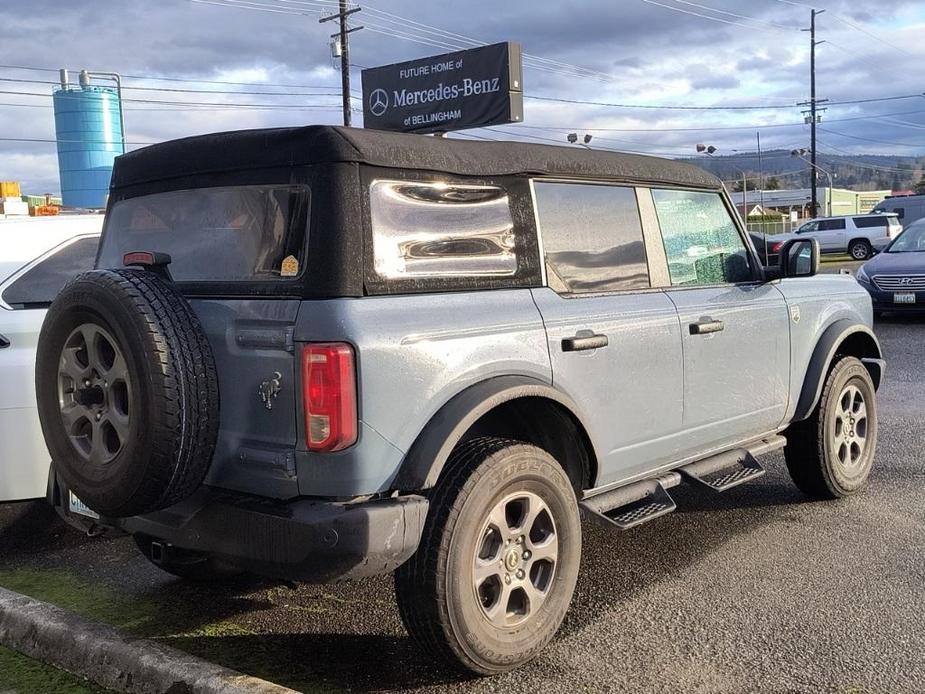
<box><xmin>689</xmin><ymin>319</ymin><xmax>724</xmax><ymax>336</ymax></box>
<box><xmin>562</xmin><ymin>333</ymin><xmax>609</xmax><ymax>352</ymax></box>
<box><xmin>0</xmin><ymin>333</ymin><xmax>9</xmax><ymax>349</ymax></box>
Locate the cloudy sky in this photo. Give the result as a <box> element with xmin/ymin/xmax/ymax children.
<box><xmin>1</xmin><ymin>0</ymin><xmax>924</xmax><ymax>194</ymax></box>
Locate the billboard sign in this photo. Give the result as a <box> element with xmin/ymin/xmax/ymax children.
<box><xmin>361</xmin><ymin>42</ymin><xmax>523</xmax><ymax>134</ymax></box>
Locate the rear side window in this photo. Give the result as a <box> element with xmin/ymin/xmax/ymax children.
<box><xmin>852</xmin><ymin>216</ymin><xmax>888</xmax><ymax>229</ymax></box>
<box><xmin>817</xmin><ymin>218</ymin><xmax>846</xmax><ymax>231</ymax></box>
<box><xmin>652</xmin><ymin>189</ymin><xmax>752</xmax><ymax>286</ymax></box>
<box><xmin>98</xmin><ymin>185</ymin><xmax>309</xmax><ymax>282</ymax></box>
<box><xmin>369</xmin><ymin>180</ymin><xmax>516</xmax><ymax>279</ymax></box>
<box><xmin>533</xmin><ymin>182</ymin><xmax>649</xmax><ymax>294</ymax></box>
<box><xmin>2</xmin><ymin>237</ymin><xmax>98</xmax><ymax>308</ymax></box>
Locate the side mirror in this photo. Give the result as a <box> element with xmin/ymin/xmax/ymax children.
<box><xmin>780</xmin><ymin>238</ymin><xmax>820</xmax><ymax>278</ymax></box>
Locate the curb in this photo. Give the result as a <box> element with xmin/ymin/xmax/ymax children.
<box><xmin>0</xmin><ymin>586</ymin><xmax>297</xmax><ymax>694</ymax></box>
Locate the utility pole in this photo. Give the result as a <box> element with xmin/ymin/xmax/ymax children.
<box><xmin>320</xmin><ymin>2</ymin><xmax>362</xmax><ymax>127</ymax></box>
<box><xmin>799</xmin><ymin>9</ymin><xmax>827</xmax><ymax>217</ymax></box>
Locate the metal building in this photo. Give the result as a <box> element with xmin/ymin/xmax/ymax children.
<box><xmin>53</xmin><ymin>71</ymin><xmax>124</xmax><ymax>209</ymax></box>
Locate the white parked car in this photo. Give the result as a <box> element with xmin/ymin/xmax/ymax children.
<box><xmin>784</xmin><ymin>213</ymin><xmax>902</xmax><ymax>260</ymax></box>
<box><xmin>0</xmin><ymin>214</ymin><xmax>102</xmax><ymax>502</ymax></box>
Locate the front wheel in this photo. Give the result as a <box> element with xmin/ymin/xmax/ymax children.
<box><xmin>784</xmin><ymin>356</ymin><xmax>878</xmax><ymax>499</ymax></box>
<box><xmin>395</xmin><ymin>438</ymin><xmax>581</xmax><ymax>675</ymax></box>
<box><xmin>849</xmin><ymin>239</ymin><xmax>872</xmax><ymax>260</ymax></box>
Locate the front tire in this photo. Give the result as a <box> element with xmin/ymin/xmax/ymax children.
<box><xmin>395</xmin><ymin>438</ymin><xmax>581</xmax><ymax>675</ymax></box>
<box><xmin>849</xmin><ymin>239</ymin><xmax>872</xmax><ymax>260</ymax></box>
<box><xmin>784</xmin><ymin>356</ymin><xmax>878</xmax><ymax>499</ymax></box>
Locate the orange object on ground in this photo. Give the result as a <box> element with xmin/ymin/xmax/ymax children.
<box><xmin>29</xmin><ymin>205</ymin><xmax>60</xmax><ymax>216</ymax></box>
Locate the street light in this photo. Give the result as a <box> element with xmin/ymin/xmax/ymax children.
<box><xmin>697</xmin><ymin>144</ymin><xmax>748</xmax><ymax>221</ymax></box>
<box><xmin>567</xmin><ymin>133</ymin><xmax>593</xmax><ymax>149</ymax></box>
<box><xmin>791</xmin><ymin>148</ymin><xmax>835</xmax><ymax>217</ymax></box>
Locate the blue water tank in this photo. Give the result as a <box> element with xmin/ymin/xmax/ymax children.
<box><xmin>53</xmin><ymin>86</ymin><xmax>123</xmax><ymax>209</ymax></box>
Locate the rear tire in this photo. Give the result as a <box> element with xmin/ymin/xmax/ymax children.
<box><xmin>784</xmin><ymin>356</ymin><xmax>878</xmax><ymax>499</ymax></box>
<box><xmin>133</xmin><ymin>534</ymin><xmax>244</xmax><ymax>582</ymax></box>
<box><xmin>395</xmin><ymin>437</ymin><xmax>581</xmax><ymax>675</ymax></box>
<box><xmin>848</xmin><ymin>239</ymin><xmax>872</xmax><ymax>260</ymax></box>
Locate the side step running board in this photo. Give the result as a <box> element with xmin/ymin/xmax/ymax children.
<box><xmin>679</xmin><ymin>435</ymin><xmax>784</xmax><ymax>492</ymax></box>
<box><xmin>580</xmin><ymin>435</ymin><xmax>787</xmax><ymax>531</ymax></box>
<box><xmin>580</xmin><ymin>473</ymin><xmax>681</xmax><ymax>530</ymax></box>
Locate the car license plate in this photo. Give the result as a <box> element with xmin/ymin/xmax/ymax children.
<box><xmin>68</xmin><ymin>491</ymin><xmax>100</xmax><ymax>519</ymax></box>
<box><xmin>894</xmin><ymin>293</ymin><xmax>916</xmax><ymax>304</ymax></box>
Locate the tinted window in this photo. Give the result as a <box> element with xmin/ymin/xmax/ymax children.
<box><xmin>2</xmin><ymin>237</ymin><xmax>99</xmax><ymax>308</ymax></box>
<box><xmin>797</xmin><ymin>221</ymin><xmax>818</xmax><ymax>233</ymax></box>
<box><xmin>852</xmin><ymin>216</ymin><xmax>888</xmax><ymax>229</ymax></box>
<box><xmin>533</xmin><ymin>182</ymin><xmax>649</xmax><ymax>294</ymax></box>
<box><xmin>98</xmin><ymin>186</ymin><xmax>309</xmax><ymax>282</ymax></box>
<box><xmin>652</xmin><ymin>189</ymin><xmax>752</xmax><ymax>286</ymax></box>
<box><xmin>370</xmin><ymin>180</ymin><xmax>516</xmax><ymax>279</ymax></box>
<box><xmin>817</xmin><ymin>218</ymin><xmax>846</xmax><ymax>231</ymax></box>
<box><xmin>894</xmin><ymin>207</ymin><xmax>905</xmax><ymax>219</ymax></box>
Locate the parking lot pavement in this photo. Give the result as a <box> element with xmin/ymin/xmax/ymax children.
<box><xmin>819</xmin><ymin>257</ymin><xmax>863</xmax><ymax>275</ymax></box>
<box><xmin>2</xmin><ymin>316</ymin><xmax>923</xmax><ymax>694</ymax></box>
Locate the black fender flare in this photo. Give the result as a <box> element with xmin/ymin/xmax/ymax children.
<box><xmin>793</xmin><ymin>319</ymin><xmax>884</xmax><ymax>421</ymax></box>
<box><xmin>393</xmin><ymin>375</ymin><xmax>592</xmax><ymax>491</ymax></box>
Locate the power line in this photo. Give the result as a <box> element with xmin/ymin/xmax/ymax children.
<box><xmin>0</xmin><ymin>89</ymin><xmax>350</xmax><ymax>111</ymax></box>
<box><xmin>0</xmin><ymin>76</ymin><xmax>349</xmax><ymax>98</ymax></box>
<box><xmin>639</xmin><ymin>0</ymin><xmax>799</xmax><ymax>33</ymax></box>
<box><xmin>817</xmin><ymin>127</ymin><xmax>925</xmax><ymax>148</ymax></box>
<box><xmin>666</xmin><ymin>0</ymin><xmax>801</xmax><ymax>31</ymax></box>
<box><xmin>830</xmin><ymin>13</ymin><xmax>916</xmax><ymax>58</ymax></box>
<box><xmin>514</xmin><ymin>109</ymin><xmax>925</xmax><ymax>133</ymax></box>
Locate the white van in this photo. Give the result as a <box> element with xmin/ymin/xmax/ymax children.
<box><xmin>872</xmin><ymin>194</ymin><xmax>925</xmax><ymax>228</ymax></box>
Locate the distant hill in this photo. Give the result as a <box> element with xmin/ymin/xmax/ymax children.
<box><xmin>677</xmin><ymin>149</ymin><xmax>925</xmax><ymax>192</ymax></box>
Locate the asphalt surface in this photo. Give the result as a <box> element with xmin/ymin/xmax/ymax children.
<box><xmin>2</xmin><ymin>264</ymin><xmax>923</xmax><ymax>694</ymax></box>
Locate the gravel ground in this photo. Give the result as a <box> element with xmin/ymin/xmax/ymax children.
<box><xmin>1</xmin><ymin>311</ymin><xmax>922</xmax><ymax>694</ymax></box>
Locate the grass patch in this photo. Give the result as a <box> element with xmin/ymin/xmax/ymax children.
<box><xmin>0</xmin><ymin>646</ymin><xmax>110</xmax><ymax>694</ymax></box>
<box><xmin>0</xmin><ymin>568</ymin><xmax>254</xmax><ymax>641</ymax></box>
<box><xmin>0</xmin><ymin>568</ymin><xmax>159</xmax><ymax>634</ymax></box>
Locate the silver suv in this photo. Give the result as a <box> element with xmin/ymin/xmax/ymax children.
<box><xmin>790</xmin><ymin>213</ymin><xmax>902</xmax><ymax>259</ymax></box>
<box><xmin>38</xmin><ymin>126</ymin><xmax>884</xmax><ymax>675</ymax></box>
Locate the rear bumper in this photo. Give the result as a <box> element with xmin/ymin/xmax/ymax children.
<box><xmin>48</xmin><ymin>468</ymin><xmax>428</xmax><ymax>583</ymax></box>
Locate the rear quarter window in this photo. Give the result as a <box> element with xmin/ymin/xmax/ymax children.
<box><xmin>369</xmin><ymin>179</ymin><xmax>516</xmax><ymax>279</ymax></box>
<box><xmin>852</xmin><ymin>217</ymin><xmax>888</xmax><ymax>228</ymax></box>
<box><xmin>2</xmin><ymin>237</ymin><xmax>99</xmax><ymax>309</ymax></box>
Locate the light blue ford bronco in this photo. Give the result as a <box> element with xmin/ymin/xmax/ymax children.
<box><xmin>37</xmin><ymin>126</ymin><xmax>884</xmax><ymax>674</ymax></box>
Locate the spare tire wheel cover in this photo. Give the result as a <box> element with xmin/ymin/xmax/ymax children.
<box><xmin>35</xmin><ymin>268</ymin><xmax>219</xmax><ymax>517</ymax></box>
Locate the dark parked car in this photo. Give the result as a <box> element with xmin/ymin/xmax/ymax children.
<box><xmin>856</xmin><ymin>218</ymin><xmax>925</xmax><ymax>315</ymax></box>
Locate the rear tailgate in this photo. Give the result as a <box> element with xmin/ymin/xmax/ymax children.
<box><xmin>193</xmin><ymin>298</ymin><xmax>302</xmax><ymax>499</ymax></box>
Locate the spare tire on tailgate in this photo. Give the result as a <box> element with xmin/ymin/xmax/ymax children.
<box><xmin>36</xmin><ymin>268</ymin><xmax>219</xmax><ymax>518</ymax></box>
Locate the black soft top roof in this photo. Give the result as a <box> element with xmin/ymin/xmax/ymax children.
<box><xmin>111</xmin><ymin>125</ymin><xmax>721</xmax><ymax>190</ymax></box>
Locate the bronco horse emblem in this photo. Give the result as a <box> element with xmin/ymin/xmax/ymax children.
<box><xmin>258</xmin><ymin>371</ymin><xmax>283</xmax><ymax>410</ymax></box>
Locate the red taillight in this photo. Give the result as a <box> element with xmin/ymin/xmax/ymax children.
<box><xmin>770</xmin><ymin>241</ymin><xmax>783</xmax><ymax>253</ymax></box>
<box><xmin>302</xmin><ymin>343</ymin><xmax>357</xmax><ymax>452</ymax></box>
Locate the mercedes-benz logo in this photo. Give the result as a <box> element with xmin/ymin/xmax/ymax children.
<box><xmin>369</xmin><ymin>88</ymin><xmax>389</xmax><ymax>117</ymax></box>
